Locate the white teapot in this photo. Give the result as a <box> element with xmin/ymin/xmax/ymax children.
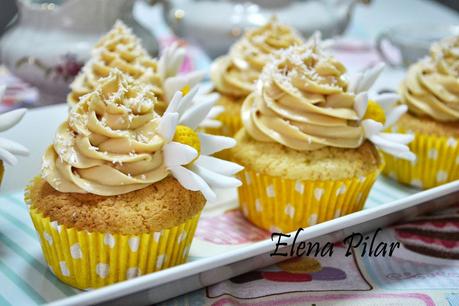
<box><xmin>162</xmin><ymin>0</ymin><xmax>369</xmax><ymax>58</ymax></box>
<box><xmin>0</xmin><ymin>0</ymin><xmax>158</xmax><ymax>104</ymax></box>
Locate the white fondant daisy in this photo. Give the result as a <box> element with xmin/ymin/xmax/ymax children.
<box><xmin>351</xmin><ymin>63</ymin><xmax>416</xmax><ymax>161</ymax></box>
<box><xmin>158</xmin><ymin>43</ymin><xmax>223</xmax><ymax>128</ymax></box>
<box><xmin>157</xmin><ymin>42</ymin><xmax>186</xmax><ymax>82</ymax></box>
<box><xmin>157</xmin><ymin>86</ymin><xmax>243</xmax><ymax>201</ymax></box>
<box><xmin>0</xmin><ymin>108</ymin><xmax>29</xmax><ymax>165</ymax></box>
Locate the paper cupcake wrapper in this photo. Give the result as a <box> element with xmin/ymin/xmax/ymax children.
<box><xmin>28</xmin><ymin>206</ymin><xmax>200</xmax><ymax>289</ymax></box>
<box><xmin>237</xmin><ymin>166</ymin><xmax>381</xmax><ymax>233</ymax></box>
<box><xmin>382</xmin><ymin>130</ymin><xmax>459</xmax><ymax>189</ymax></box>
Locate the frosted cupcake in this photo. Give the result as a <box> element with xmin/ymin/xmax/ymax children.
<box><xmin>26</xmin><ymin>70</ymin><xmax>242</xmax><ymax>289</ymax></box>
<box><xmin>0</xmin><ymin>108</ymin><xmax>29</xmax><ymax>186</ymax></box>
<box><xmin>383</xmin><ymin>36</ymin><xmax>459</xmax><ymax>188</ymax></box>
<box><xmin>209</xmin><ymin>18</ymin><xmax>303</xmax><ymax>136</ymax></box>
<box><xmin>232</xmin><ymin>43</ymin><xmax>415</xmax><ymax>233</ymax></box>
<box><xmin>68</xmin><ymin>21</ymin><xmax>207</xmax><ymax>116</ymax></box>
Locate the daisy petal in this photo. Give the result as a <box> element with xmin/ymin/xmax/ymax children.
<box><xmin>0</xmin><ymin>147</ymin><xmax>18</xmax><ymax>166</ymax></box>
<box><xmin>380</xmin><ymin>146</ymin><xmax>416</xmax><ymax>161</ymax></box>
<box><xmin>169</xmin><ymin>166</ymin><xmax>216</xmax><ymax>201</ymax></box>
<box><xmin>199</xmin><ymin>133</ymin><xmax>236</xmax><ymax>155</ymax></box>
<box><xmin>157</xmin><ymin>46</ymin><xmax>171</xmax><ymax>81</ymax></box>
<box><xmin>163</xmin><ymin>142</ymin><xmax>197</xmax><ymax>167</ymax></box>
<box><xmin>384</xmin><ymin>104</ymin><xmax>408</xmax><ymax>128</ymax></box>
<box><xmin>207</xmin><ymin>105</ymin><xmax>224</xmax><ymax>119</ymax></box>
<box><xmin>191</xmin><ymin>164</ymin><xmax>242</xmax><ymax>188</ymax></box>
<box><xmin>197</xmin><ymin>81</ymin><xmax>214</xmax><ymax>95</ymax></box>
<box><xmin>362</xmin><ymin>119</ymin><xmax>383</xmax><ymax>138</ymax></box>
<box><xmin>379</xmin><ymin>132</ymin><xmax>414</xmax><ymax>145</ymax></box>
<box><xmin>158</xmin><ymin>42</ymin><xmax>185</xmax><ymax>81</ymax></box>
<box><xmin>186</xmin><ymin>70</ymin><xmax>206</xmax><ymax>87</ymax></box>
<box><xmin>199</xmin><ymin>119</ymin><xmax>222</xmax><ymax>129</ymax></box>
<box><xmin>164</xmin><ymin>91</ymin><xmax>183</xmax><ymax>115</ymax></box>
<box><xmin>179</xmin><ymin>99</ymin><xmax>215</xmax><ymax>129</ymax></box>
<box><xmin>357</xmin><ymin>62</ymin><xmax>385</xmax><ymax>93</ymax></box>
<box><xmin>195</xmin><ymin>155</ymin><xmax>244</xmax><ymax>175</ymax></box>
<box><xmin>373</xmin><ymin>93</ymin><xmax>399</xmax><ymax>113</ymax></box>
<box><xmin>195</xmin><ymin>92</ymin><xmax>219</xmax><ymax>108</ymax></box>
<box><xmin>168</xmin><ymin>46</ymin><xmax>186</xmax><ymax>77</ymax></box>
<box><xmin>354</xmin><ymin>92</ymin><xmax>368</xmax><ymax>118</ymax></box>
<box><xmin>369</xmin><ymin>134</ymin><xmax>411</xmax><ymax>153</ymax></box>
<box><xmin>176</xmin><ymin>85</ymin><xmax>199</xmax><ymax>116</ymax></box>
<box><xmin>157</xmin><ymin>112</ymin><xmax>179</xmax><ymax>142</ymax></box>
<box><xmin>0</xmin><ymin>137</ymin><xmax>29</xmax><ymax>156</ymax></box>
<box><xmin>164</xmin><ymin>70</ymin><xmax>206</xmax><ymax>102</ymax></box>
<box><xmin>348</xmin><ymin>72</ymin><xmax>363</xmax><ymax>94</ymax></box>
<box><xmin>0</xmin><ymin>108</ymin><xmax>27</xmax><ymax>132</ymax></box>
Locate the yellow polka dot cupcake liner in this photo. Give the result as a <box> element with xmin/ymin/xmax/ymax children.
<box><xmin>236</xmin><ymin>167</ymin><xmax>381</xmax><ymax>233</ymax></box>
<box><xmin>382</xmin><ymin>131</ymin><xmax>459</xmax><ymax>189</ymax></box>
<box><xmin>27</xmin><ymin>206</ymin><xmax>200</xmax><ymax>290</ymax></box>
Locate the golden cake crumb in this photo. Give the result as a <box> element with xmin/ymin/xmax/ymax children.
<box><xmin>398</xmin><ymin>112</ymin><xmax>459</xmax><ymax>137</ymax></box>
<box><xmin>28</xmin><ymin>176</ymin><xmax>205</xmax><ymax>235</ymax></box>
<box><xmin>231</xmin><ymin>129</ymin><xmax>382</xmax><ymax>181</ymax></box>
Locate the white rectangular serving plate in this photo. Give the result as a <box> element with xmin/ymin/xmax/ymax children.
<box><xmin>1</xmin><ymin>104</ymin><xmax>458</xmax><ymax>306</ymax></box>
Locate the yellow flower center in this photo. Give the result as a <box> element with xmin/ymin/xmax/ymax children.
<box><xmin>173</xmin><ymin>125</ymin><xmax>200</xmax><ymax>164</ymax></box>
<box><xmin>181</xmin><ymin>84</ymin><xmax>191</xmax><ymax>96</ymax></box>
<box><xmin>363</xmin><ymin>100</ymin><xmax>386</xmax><ymax>124</ymax></box>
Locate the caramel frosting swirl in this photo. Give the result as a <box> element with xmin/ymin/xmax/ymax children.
<box><xmin>68</xmin><ymin>21</ymin><xmax>165</xmax><ymax>110</ymax></box>
<box><xmin>400</xmin><ymin>36</ymin><xmax>459</xmax><ymax>122</ymax></box>
<box><xmin>211</xmin><ymin>19</ymin><xmax>303</xmax><ymax>98</ymax></box>
<box><xmin>242</xmin><ymin>45</ymin><xmax>365</xmax><ymax>151</ymax></box>
<box><xmin>43</xmin><ymin>70</ymin><xmax>168</xmax><ymax>196</ymax></box>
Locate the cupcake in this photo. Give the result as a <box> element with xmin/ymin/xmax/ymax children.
<box><xmin>0</xmin><ymin>108</ymin><xmax>29</xmax><ymax>186</ymax></box>
<box><xmin>232</xmin><ymin>42</ymin><xmax>415</xmax><ymax>233</ymax></box>
<box><xmin>68</xmin><ymin>21</ymin><xmax>207</xmax><ymax>117</ymax></box>
<box><xmin>383</xmin><ymin>36</ymin><xmax>459</xmax><ymax>189</ymax></box>
<box><xmin>209</xmin><ymin>18</ymin><xmax>303</xmax><ymax>137</ymax></box>
<box><xmin>26</xmin><ymin>70</ymin><xmax>242</xmax><ymax>289</ymax></box>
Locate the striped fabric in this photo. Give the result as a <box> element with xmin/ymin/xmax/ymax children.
<box><xmin>0</xmin><ymin>193</ymin><xmax>78</xmax><ymax>305</ymax></box>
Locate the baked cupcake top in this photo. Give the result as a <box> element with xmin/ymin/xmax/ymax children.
<box><xmin>400</xmin><ymin>35</ymin><xmax>459</xmax><ymax>122</ymax></box>
<box><xmin>43</xmin><ymin>70</ymin><xmax>242</xmax><ymax>200</ymax></box>
<box><xmin>210</xmin><ymin>18</ymin><xmax>303</xmax><ymax>99</ymax></box>
<box><xmin>68</xmin><ymin>21</ymin><xmax>208</xmax><ymax>117</ymax></box>
<box><xmin>242</xmin><ymin>41</ymin><xmax>416</xmax><ymax>161</ymax></box>
<box><xmin>0</xmin><ymin>108</ymin><xmax>29</xmax><ymax>166</ymax></box>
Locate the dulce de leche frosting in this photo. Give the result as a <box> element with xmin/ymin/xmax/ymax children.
<box><xmin>400</xmin><ymin>36</ymin><xmax>459</xmax><ymax>122</ymax></box>
<box><xmin>210</xmin><ymin>18</ymin><xmax>303</xmax><ymax>98</ymax></box>
<box><xmin>68</xmin><ymin>21</ymin><xmax>164</xmax><ymax>108</ymax></box>
<box><xmin>43</xmin><ymin>70</ymin><xmax>168</xmax><ymax>196</ymax></box>
<box><xmin>242</xmin><ymin>45</ymin><xmax>365</xmax><ymax>151</ymax></box>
